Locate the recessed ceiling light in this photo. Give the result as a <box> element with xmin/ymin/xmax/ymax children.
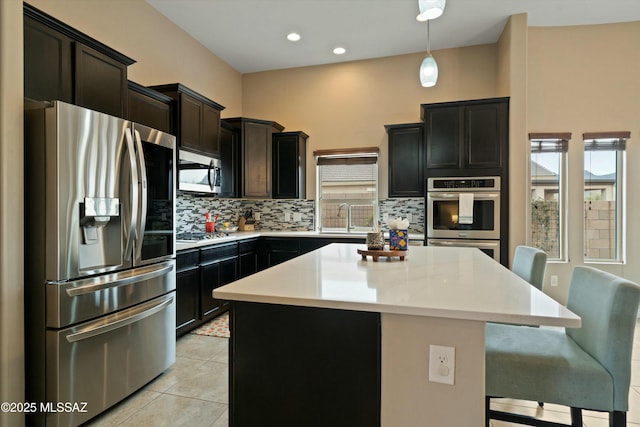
<box><xmin>286</xmin><ymin>32</ymin><xmax>301</xmax><ymax>42</ymax></box>
<box><xmin>333</xmin><ymin>47</ymin><xmax>346</xmax><ymax>55</ymax></box>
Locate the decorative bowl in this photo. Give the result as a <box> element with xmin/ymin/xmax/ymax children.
<box><xmin>216</xmin><ymin>224</ymin><xmax>238</xmax><ymax>235</ymax></box>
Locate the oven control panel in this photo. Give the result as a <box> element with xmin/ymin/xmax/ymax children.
<box><xmin>428</xmin><ymin>176</ymin><xmax>501</xmax><ymax>191</ymax></box>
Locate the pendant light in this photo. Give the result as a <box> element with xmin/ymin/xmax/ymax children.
<box><xmin>419</xmin><ymin>19</ymin><xmax>438</xmax><ymax>87</ymax></box>
<box><xmin>416</xmin><ymin>0</ymin><xmax>446</xmax><ymax>22</ymax></box>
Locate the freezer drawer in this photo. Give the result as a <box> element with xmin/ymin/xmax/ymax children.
<box><xmin>43</xmin><ymin>293</ymin><xmax>176</xmax><ymax>427</ymax></box>
<box><xmin>46</xmin><ymin>260</ymin><xmax>175</xmax><ymax>328</ymax></box>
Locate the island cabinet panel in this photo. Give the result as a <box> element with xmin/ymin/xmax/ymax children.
<box><xmin>126</xmin><ymin>81</ymin><xmax>173</xmax><ymax>134</ymax></box>
<box><xmin>24</xmin><ymin>4</ymin><xmax>135</xmax><ymax>118</ymax></box>
<box><xmin>422</xmin><ymin>97</ymin><xmax>509</xmax><ymax>176</ymax></box>
<box><xmin>149</xmin><ymin>83</ymin><xmax>225</xmax><ymax>157</ymax></box>
<box><xmin>230</xmin><ymin>302</ymin><xmax>381</xmax><ymax>427</ymax></box>
<box><xmin>272</xmin><ymin>131</ymin><xmax>308</xmax><ymax>199</ymax></box>
<box><xmin>176</xmin><ymin>250</ymin><xmax>200</xmax><ymax>337</ymax></box>
<box><xmin>386</xmin><ymin>123</ymin><xmax>424</xmax><ymax>197</ymax></box>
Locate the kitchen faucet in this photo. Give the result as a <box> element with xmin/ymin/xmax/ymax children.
<box><xmin>337</xmin><ymin>202</ymin><xmax>349</xmax><ymax>217</ymax></box>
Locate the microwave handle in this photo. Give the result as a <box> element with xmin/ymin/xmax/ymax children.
<box><xmin>208</xmin><ymin>159</ymin><xmax>214</xmax><ymax>191</ymax></box>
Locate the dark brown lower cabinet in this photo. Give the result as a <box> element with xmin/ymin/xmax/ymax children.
<box><xmin>230</xmin><ymin>302</ymin><xmax>381</xmax><ymax>427</ymax></box>
<box><xmin>176</xmin><ymin>250</ymin><xmax>200</xmax><ymax>336</ymax></box>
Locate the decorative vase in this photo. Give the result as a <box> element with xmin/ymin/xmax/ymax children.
<box><xmin>366</xmin><ymin>231</ymin><xmax>385</xmax><ymax>250</ymax></box>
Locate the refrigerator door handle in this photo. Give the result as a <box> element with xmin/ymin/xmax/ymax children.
<box><xmin>64</xmin><ymin>261</ymin><xmax>174</xmax><ymax>297</ymax></box>
<box><xmin>133</xmin><ymin>129</ymin><xmax>148</xmax><ymax>261</ymax></box>
<box><xmin>65</xmin><ymin>294</ymin><xmax>174</xmax><ymax>343</ymax></box>
<box><xmin>124</xmin><ymin>128</ymin><xmax>139</xmax><ymax>260</ymax></box>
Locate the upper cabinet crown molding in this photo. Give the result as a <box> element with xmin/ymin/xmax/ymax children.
<box><xmin>24</xmin><ymin>3</ymin><xmax>135</xmax><ymax>67</ymax></box>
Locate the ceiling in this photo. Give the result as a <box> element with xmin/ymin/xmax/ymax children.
<box><xmin>147</xmin><ymin>0</ymin><xmax>640</xmax><ymax>74</ymax></box>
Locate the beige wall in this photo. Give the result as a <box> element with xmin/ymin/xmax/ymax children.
<box><xmin>242</xmin><ymin>44</ymin><xmax>500</xmax><ymax>198</ymax></box>
<box><xmin>527</xmin><ymin>22</ymin><xmax>640</xmax><ymax>302</ymax></box>
<box><xmin>27</xmin><ymin>0</ymin><xmax>244</xmax><ymax>116</ymax></box>
<box><xmin>1</xmin><ymin>1</ymin><xmax>25</xmax><ymax>425</ymax></box>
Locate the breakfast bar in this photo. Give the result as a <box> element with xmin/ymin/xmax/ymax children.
<box><xmin>213</xmin><ymin>243</ymin><xmax>580</xmax><ymax>427</ymax></box>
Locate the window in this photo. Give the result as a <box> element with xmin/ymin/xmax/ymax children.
<box><xmin>314</xmin><ymin>148</ymin><xmax>379</xmax><ymax>233</ymax></box>
<box><xmin>583</xmin><ymin>132</ymin><xmax>628</xmax><ymax>262</ymax></box>
<box><xmin>529</xmin><ymin>133</ymin><xmax>569</xmax><ymax>260</ymax></box>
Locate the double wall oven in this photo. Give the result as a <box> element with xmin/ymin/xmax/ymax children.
<box><xmin>426</xmin><ymin>176</ymin><xmax>502</xmax><ymax>263</ymax></box>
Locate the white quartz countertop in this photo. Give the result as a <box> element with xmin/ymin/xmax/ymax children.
<box><xmin>176</xmin><ymin>230</ymin><xmax>425</xmax><ymax>251</ymax></box>
<box><xmin>213</xmin><ymin>243</ymin><xmax>580</xmax><ymax>327</ymax></box>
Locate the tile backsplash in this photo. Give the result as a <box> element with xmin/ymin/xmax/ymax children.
<box><xmin>176</xmin><ymin>192</ymin><xmax>424</xmax><ymax>234</ymax></box>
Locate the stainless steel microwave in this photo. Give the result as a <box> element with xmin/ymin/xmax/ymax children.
<box><xmin>178</xmin><ymin>150</ymin><xmax>221</xmax><ymax>194</ymax></box>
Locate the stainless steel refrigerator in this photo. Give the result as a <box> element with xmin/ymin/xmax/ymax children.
<box><xmin>24</xmin><ymin>101</ymin><xmax>177</xmax><ymax>426</ymax></box>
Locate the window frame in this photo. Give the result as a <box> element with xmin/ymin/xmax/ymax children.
<box><xmin>528</xmin><ymin>133</ymin><xmax>570</xmax><ymax>262</ymax></box>
<box><xmin>582</xmin><ymin>132</ymin><xmax>628</xmax><ymax>264</ymax></box>
<box><xmin>314</xmin><ymin>148</ymin><xmax>380</xmax><ymax>234</ymax></box>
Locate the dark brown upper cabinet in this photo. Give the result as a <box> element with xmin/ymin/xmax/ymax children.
<box><xmin>222</xmin><ymin>118</ymin><xmax>285</xmax><ymax>198</ymax></box>
<box><xmin>24</xmin><ymin>3</ymin><xmax>135</xmax><ymax>118</ymax></box>
<box><xmin>272</xmin><ymin>131</ymin><xmax>308</xmax><ymax>199</ymax></box>
<box><xmin>126</xmin><ymin>81</ymin><xmax>173</xmax><ymax>134</ymax></box>
<box><xmin>150</xmin><ymin>83</ymin><xmax>225</xmax><ymax>157</ymax></box>
<box><xmin>421</xmin><ymin>97</ymin><xmax>509</xmax><ymax>176</ymax></box>
<box><xmin>385</xmin><ymin>123</ymin><xmax>424</xmax><ymax>198</ymax></box>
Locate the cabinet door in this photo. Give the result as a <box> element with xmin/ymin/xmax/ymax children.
<box><xmin>75</xmin><ymin>43</ymin><xmax>127</xmax><ymax>117</ymax></box>
<box><xmin>273</xmin><ymin>132</ymin><xmax>306</xmax><ymax>199</ymax></box>
<box><xmin>179</xmin><ymin>93</ymin><xmax>203</xmax><ymax>152</ymax></box>
<box><xmin>239</xmin><ymin>252</ymin><xmax>258</xmax><ymax>278</ymax></box>
<box><xmin>387</xmin><ymin>124</ymin><xmax>424</xmax><ymax>197</ymax></box>
<box><xmin>243</xmin><ymin>122</ymin><xmax>272</xmax><ymax>198</ymax></box>
<box><xmin>127</xmin><ymin>86</ymin><xmax>172</xmax><ymax>133</ymax></box>
<box><xmin>176</xmin><ymin>268</ymin><xmax>199</xmax><ymax>336</ymax></box>
<box><xmin>24</xmin><ymin>16</ymin><xmax>73</xmax><ymax>103</ymax></box>
<box><xmin>202</xmin><ymin>103</ymin><xmax>221</xmax><ymax>156</ymax></box>
<box><xmin>465</xmin><ymin>102</ymin><xmax>507</xmax><ymax>169</ymax></box>
<box><xmin>220</xmin><ymin>125</ymin><xmax>240</xmax><ymax>197</ymax></box>
<box><xmin>200</xmin><ymin>262</ymin><xmax>221</xmax><ymax>319</ymax></box>
<box><xmin>425</xmin><ymin>107</ymin><xmax>463</xmax><ymax>170</ymax></box>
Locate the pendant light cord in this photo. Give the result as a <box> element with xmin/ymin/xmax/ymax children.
<box><xmin>427</xmin><ymin>19</ymin><xmax>432</xmax><ymax>55</ymax></box>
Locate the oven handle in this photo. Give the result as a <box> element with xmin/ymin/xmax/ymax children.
<box><xmin>428</xmin><ymin>192</ymin><xmax>500</xmax><ymax>200</ymax></box>
<box><xmin>428</xmin><ymin>240</ymin><xmax>498</xmax><ymax>248</ymax></box>
<box><xmin>65</xmin><ymin>262</ymin><xmax>174</xmax><ymax>297</ymax></box>
<box><xmin>65</xmin><ymin>295</ymin><xmax>174</xmax><ymax>343</ymax></box>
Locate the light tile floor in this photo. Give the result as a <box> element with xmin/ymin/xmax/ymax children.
<box><xmin>85</xmin><ymin>333</ymin><xmax>230</xmax><ymax>427</ymax></box>
<box><xmin>86</xmin><ymin>322</ymin><xmax>640</xmax><ymax>426</ymax></box>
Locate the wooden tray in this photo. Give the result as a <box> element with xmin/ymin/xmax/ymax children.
<box><xmin>357</xmin><ymin>248</ymin><xmax>407</xmax><ymax>262</ymax></box>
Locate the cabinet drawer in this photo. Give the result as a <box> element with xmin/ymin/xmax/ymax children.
<box><xmin>239</xmin><ymin>238</ymin><xmax>259</xmax><ymax>253</ymax></box>
<box><xmin>201</xmin><ymin>242</ymin><xmax>238</xmax><ymax>262</ymax></box>
<box><xmin>265</xmin><ymin>237</ymin><xmax>300</xmax><ymax>251</ymax></box>
<box><xmin>176</xmin><ymin>250</ymin><xmax>199</xmax><ymax>271</ymax></box>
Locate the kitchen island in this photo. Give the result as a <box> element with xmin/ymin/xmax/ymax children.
<box><xmin>213</xmin><ymin>243</ymin><xmax>580</xmax><ymax>427</ymax></box>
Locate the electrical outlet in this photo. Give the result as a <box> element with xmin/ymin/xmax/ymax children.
<box><xmin>382</xmin><ymin>213</ymin><xmax>389</xmax><ymax>222</ymax></box>
<box><xmin>406</xmin><ymin>213</ymin><xmax>413</xmax><ymax>223</ymax></box>
<box><xmin>254</xmin><ymin>212</ymin><xmax>260</xmax><ymax>221</ymax></box>
<box><xmin>284</xmin><ymin>212</ymin><xmax>291</xmax><ymax>222</ymax></box>
<box><xmin>293</xmin><ymin>212</ymin><xmax>302</xmax><ymax>222</ymax></box>
<box><xmin>550</xmin><ymin>275</ymin><xmax>559</xmax><ymax>287</ymax></box>
<box><xmin>429</xmin><ymin>345</ymin><xmax>455</xmax><ymax>385</ymax></box>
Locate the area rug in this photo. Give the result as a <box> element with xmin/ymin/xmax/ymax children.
<box><xmin>191</xmin><ymin>312</ymin><xmax>230</xmax><ymax>338</ymax></box>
